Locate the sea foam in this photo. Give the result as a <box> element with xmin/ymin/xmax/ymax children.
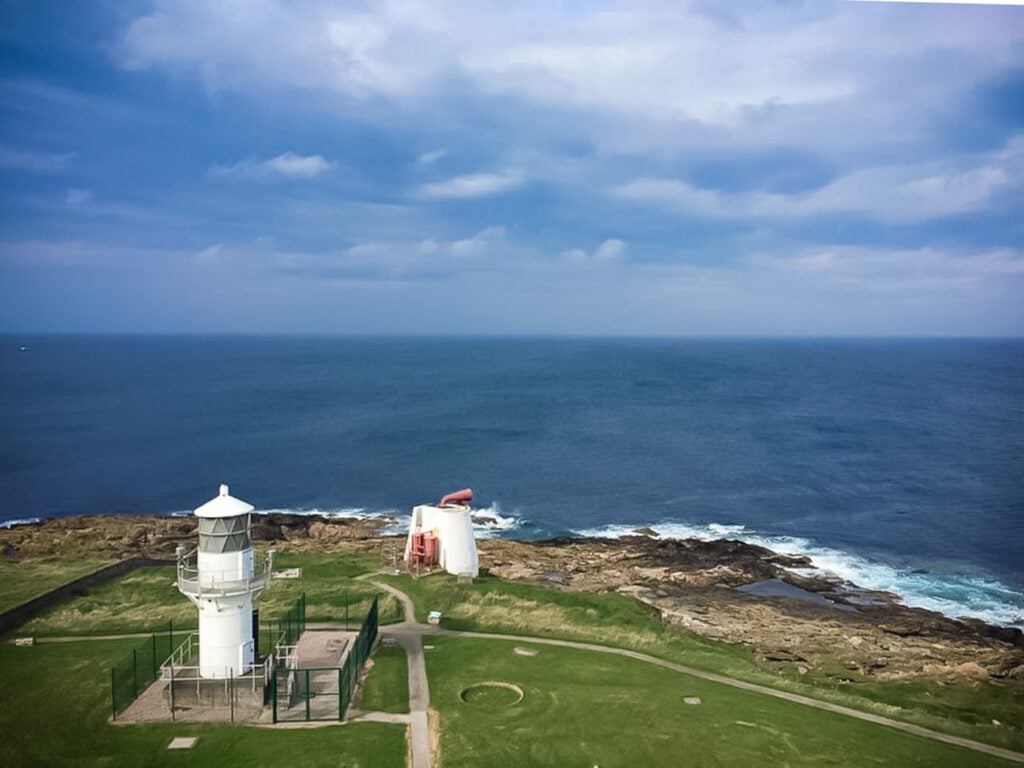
<box><xmin>247</xmin><ymin>502</ymin><xmax>522</xmax><ymax>539</ymax></box>
<box><xmin>572</xmin><ymin>521</ymin><xmax>1024</xmax><ymax>630</ymax></box>
<box><xmin>0</xmin><ymin>517</ymin><xmax>41</xmax><ymax>529</ymax></box>
<box><xmin>467</xmin><ymin>502</ymin><xmax>523</xmax><ymax>538</ymax></box>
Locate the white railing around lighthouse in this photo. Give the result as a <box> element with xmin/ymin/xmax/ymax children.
<box><xmin>176</xmin><ymin>548</ymin><xmax>274</xmax><ymax>599</ymax></box>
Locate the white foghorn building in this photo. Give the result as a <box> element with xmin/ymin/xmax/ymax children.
<box><xmin>176</xmin><ymin>485</ymin><xmax>272</xmax><ymax>678</ymax></box>
<box><xmin>404</xmin><ymin>488</ymin><xmax>479</xmax><ymax>577</ymax></box>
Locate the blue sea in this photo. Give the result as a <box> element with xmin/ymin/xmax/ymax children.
<box><xmin>2</xmin><ymin>335</ymin><xmax>1022</xmax><ymax>628</ymax></box>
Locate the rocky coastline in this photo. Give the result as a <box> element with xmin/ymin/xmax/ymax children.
<box><xmin>3</xmin><ymin>513</ymin><xmax>1022</xmax><ymax>686</ymax></box>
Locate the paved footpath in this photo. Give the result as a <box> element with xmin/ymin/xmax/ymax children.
<box><xmin>372</xmin><ymin>581</ymin><xmax>433</xmax><ymax>768</ymax></box>
<box><xmin>33</xmin><ymin>632</ymin><xmax>159</xmax><ymax>642</ymax></box>
<box><xmin>371</xmin><ymin>580</ymin><xmax>1024</xmax><ymax>767</ymax></box>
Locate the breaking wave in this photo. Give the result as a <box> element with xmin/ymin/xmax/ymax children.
<box><xmin>468</xmin><ymin>502</ymin><xmax>523</xmax><ymax>539</ymax></box>
<box><xmin>254</xmin><ymin>506</ymin><xmax>405</xmax><ymax>534</ymax></box>
<box><xmin>571</xmin><ymin>521</ymin><xmax>1024</xmax><ymax>630</ymax></box>
<box><xmin>245</xmin><ymin>502</ymin><xmax>523</xmax><ymax>539</ymax></box>
<box><xmin>0</xmin><ymin>517</ymin><xmax>41</xmax><ymax>529</ymax></box>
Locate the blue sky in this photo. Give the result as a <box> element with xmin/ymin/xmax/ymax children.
<box><xmin>1</xmin><ymin>0</ymin><xmax>1022</xmax><ymax>335</ymax></box>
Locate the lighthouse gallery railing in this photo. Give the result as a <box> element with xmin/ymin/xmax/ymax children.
<box><xmin>175</xmin><ymin>547</ymin><xmax>273</xmax><ymax>598</ymax></box>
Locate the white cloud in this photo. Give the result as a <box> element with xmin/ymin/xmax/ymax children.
<box><xmin>342</xmin><ymin>226</ymin><xmax>508</xmax><ymax>264</ymax></box>
<box><xmin>118</xmin><ymin>2</ymin><xmax>432</xmax><ymax>98</ymax></box>
<box><xmin>196</xmin><ymin>243</ymin><xmax>224</xmax><ymax>260</ymax></box>
<box><xmin>0</xmin><ymin>240</ymin><xmax>114</xmax><ymax>267</ymax></box>
<box><xmin>562</xmin><ymin>238</ymin><xmax>627</xmax><ymax>263</ymax></box>
<box><xmin>465</xmin><ymin>23</ymin><xmax>854</xmax><ymax>129</ymax></box>
<box><xmin>613</xmin><ymin>178</ymin><xmax>722</xmax><ymax>215</ymax></box>
<box><xmin>63</xmin><ymin>188</ymin><xmax>96</xmax><ymax>209</ymax></box>
<box><xmin>55</xmin><ymin>188</ymin><xmax>183</xmax><ymax>225</ymax></box>
<box><xmin>115</xmin><ymin>0</ymin><xmax>1024</xmax><ymax>154</ymax></box>
<box><xmin>0</xmin><ymin>145</ymin><xmax>74</xmax><ymax>172</ymax></box>
<box><xmin>272</xmin><ymin>228</ymin><xmax>620</xmax><ymax>287</ymax></box>
<box><xmin>594</xmin><ymin>239</ymin><xmax>626</xmax><ymax>261</ymax></box>
<box><xmin>15</xmin><ymin>231</ymin><xmax>1016</xmax><ymax>335</ymax></box>
<box><xmin>419</xmin><ymin>172</ymin><xmax>523</xmax><ymax>199</ymax></box>
<box><xmin>0</xmin><ymin>239</ymin><xmax>189</xmax><ymax>269</ymax></box>
<box><xmin>211</xmin><ymin>152</ymin><xmax>334</xmax><ymax>180</ymax></box>
<box><xmin>847</xmin><ymin>1</ymin><xmax>1024</xmax><ymax>5</ymax></box>
<box><xmin>447</xmin><ymin>226</ymin><xmax>507</xmax><ymax>256</ymax></box>
<box><xmin>613</xmin><ymin>134</ymin><xmax>1023</xmax><ymax>223</ymax></box>
<box><xmin>964</xmin><ymin>249</ymin><xmax>1024</xmax><ymax>275</ymax></box>
<box><xmin>252</xmin><ymin>226</ymin><xmax>515</xmax><ymax>282</ymax></box>
<box><xmin>262</xmin><ymin>152</ymin><xmax>334</xmax><ymax>178</ymax></box>
<box><xmin>415</xmin><ymin>149</ymin><xmax>447</xmax><ymax>168</ymax></box>
<box><xmin>748</xmin><ymin>245</ymin><xmax>1024</xmax><ymax>293</ymax></box>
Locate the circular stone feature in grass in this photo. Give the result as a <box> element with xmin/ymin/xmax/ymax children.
<box><xmin>459</xmin><ymin>682</ymin><xmax>525</xmax><ymax>707</ymax></box>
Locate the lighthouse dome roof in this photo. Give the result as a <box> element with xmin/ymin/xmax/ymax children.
<box><xmin>194</xmin><ymin>484</ymin><xmax>255</xmax><ymax>518</ymax></box>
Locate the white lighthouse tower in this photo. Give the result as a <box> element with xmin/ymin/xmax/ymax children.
<box><xmin>176</xmin><ymin>485</ymin><xmax>272</xmax><ymax>679</ymax></box>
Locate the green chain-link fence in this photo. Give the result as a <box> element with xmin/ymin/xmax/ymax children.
<box><xmin>341</xmin><ymin>595</ymin><xmax>378</xmax><ymax>713</ymax></box>
<box><xmin>349</xmin><ymin>596</ymin><xmax>378</xmax><ymax>677</ymax></box>
<box><xmin>110</xmin><ymin>621</ymin><xmax>178</xmax><ymax>719</ymax></box>
<box><xmin>281</xmin><ymin>591</ymin><xmax>306</xmax><ymax>645</ymax></box>
<box><xmin>110</xmin><ymin>592</ymin><xmax>375</xmax><ymax>722</ymax></box>
<box><xmin>270</xmin><ymin>596</ymin><xmax>378</xmax><ymax>722</ymax></box>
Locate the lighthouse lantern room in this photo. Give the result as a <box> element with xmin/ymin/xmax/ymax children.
<box><xmin>176</xmin><ymin>485</ymin><xmax>273</xmax><ymax>679</ymax></box>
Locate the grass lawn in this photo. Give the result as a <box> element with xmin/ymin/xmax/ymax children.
<box><xmin>426</xmin><ymin>635</ymin><xmax>1017</xmax><ymax>768</ymax></box>
<box><xmin>4</xmin><ymin>552</ymin><xmax>1021</xmax><ymax>766</ymax></box>
<box><xmin>360</xmin><ymin>644</ymin><xmax>410</xmax><ymax>714</ymax></box>
<box><xmin>14</xmin><ymin>551</ymin><xmax>401</xmax><ymax>638</ymax></box>
<box><xmin>16</xmin><ymin>565</ymin><xmax>196</xmax><ymax>637</ymax></box>
<box><xmin>258</xmin><ymin>551</ymin><xmax>403</xmax><ymax>626</ymax></box>
<box><xmin>381</xmin><ymin>570</ymin><xmax>753</xmax><ymax>672</ymax></box>
<box><xmin>0</xmin><ymin>638</ymin><xmax>407</xmax><ymax>768</ymax></box>
<box><xmin>384</xmin><ymin>572</ymin><xmax>1024</xmax><ymax>753</ymax></box>
<box><xmin>0</xmin><ymin>555</ymin><xmax>115</xmax><ymax>613</ymax></box>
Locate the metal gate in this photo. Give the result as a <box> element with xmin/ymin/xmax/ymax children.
<box><xmin>271</xmin><ymin>665</ymin><xmax>353</xmax><ymax>722</ymax></box>
<box><xmin>269</xmin><ymin>597</ymin><xmax>377</xmax><ymax>723</ymax></box>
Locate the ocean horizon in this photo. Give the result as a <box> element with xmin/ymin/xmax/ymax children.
<box><xmin>2</xmin><ymin>334</ymin><xmax>1022</xmax><ymax>629</ymax></box>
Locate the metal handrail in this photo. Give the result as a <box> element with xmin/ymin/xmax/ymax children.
<box><xmin>176</xmin><ymin>548</ymin><xmax>274</xmax><ymax>599</ymax></box>
<box><xmin>160</xmin><ymin>632</ymin><xmax>199</xmax><ymax>678</ymax></box>
<box><xmin>161</xmin><ymin>654</ymin><xmax>274</xmax><ymax>683</ymax></box>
